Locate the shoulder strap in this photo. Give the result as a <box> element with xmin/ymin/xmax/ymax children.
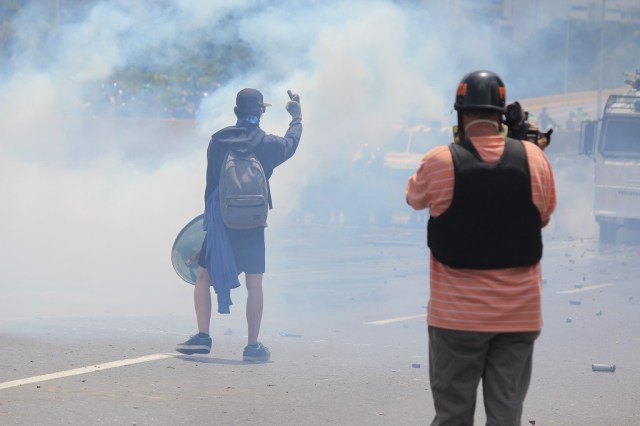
<box><xmin>451</xmin><ymin>139</ymin><xmax>483</xmax><ymax>162</ymax></box>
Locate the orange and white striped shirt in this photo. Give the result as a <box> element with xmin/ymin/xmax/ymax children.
<box><xmin>406</xmin><ymin>135</ymin><xmax>556</xmax><ymax>332</ymax></box>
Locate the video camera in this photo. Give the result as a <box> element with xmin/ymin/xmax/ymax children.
<box><xmin>504</xmin><ymin>101</ymin><xmax>553</xmax><ymax>149</ymax></box>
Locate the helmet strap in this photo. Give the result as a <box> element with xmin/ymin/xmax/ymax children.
<box><xmin>456</xmin><ymin>111</ymin><xmax>465</xmax><ymax>141</ymax></box>
<box><xmin>464</xmin><ymin>119</ymin><xmax>500</xmax><ymax>133</ymax></box>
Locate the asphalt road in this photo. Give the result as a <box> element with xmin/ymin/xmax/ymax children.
<box><xmin>1</xmin><ymin>224</ymin><xmax>639</xmax><ymax>425</ymax></box>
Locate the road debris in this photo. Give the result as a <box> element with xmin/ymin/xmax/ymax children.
<box><xmin>592</xmin><ymin>364</ymin><xmax>616</xmax><ymax>373</ymax></box>
<box><xmin>279</xmin><ymin>332</ymin><xmax>302</xmax><ymax>338</ymax></box>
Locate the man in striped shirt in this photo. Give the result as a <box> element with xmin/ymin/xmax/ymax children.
<box><xmin>406</xmin><ymin>70</ymin><xmax>556</xmax><ymax>425</ymax></box>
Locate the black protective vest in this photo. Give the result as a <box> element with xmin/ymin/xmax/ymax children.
<box><xmin>427</xmin><ymin>138</ymin><xmax>543</xmax><ymax>269</ymax></box>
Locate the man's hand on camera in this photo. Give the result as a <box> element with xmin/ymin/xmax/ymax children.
<box><xmin>286</xmin><ymin>90</ymin><xmax>302</xmax><ymax>119</ymax></box>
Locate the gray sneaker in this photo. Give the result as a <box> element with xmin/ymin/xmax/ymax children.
<box><xmin>176</xmin><ymin>333</ymin><xmax>212</xmax><ymax>355</ymax></box>
<box><xmin>243</xmin><ymin>342</ymin><xmax>270</xmax><ymax>362</ymax></box>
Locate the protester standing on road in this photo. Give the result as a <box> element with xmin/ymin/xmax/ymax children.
<box><xmin>176</xmin><ymin>88</ymin><xmax>302</xmax><ymax>362</ymax></box>
<box><xmin>406</xmin><ymin>70</ymin><xmax>556</xmax><ymax>425</ymax></box>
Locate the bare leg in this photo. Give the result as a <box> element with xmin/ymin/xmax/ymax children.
<box><xmin>245</xmin><ymin>273</ymin><xmax>264</xmax><ymax>345</ymax></box>
<box><xmin>194</xmin><ymin>267</ymin><xmax>212</xmax><ymax>335</ymax></box>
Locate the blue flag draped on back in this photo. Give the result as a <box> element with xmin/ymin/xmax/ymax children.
<box><xmin>203</xmin><ymin>188</ymin><xmax>240</xmax><ymax>314</ymax></box>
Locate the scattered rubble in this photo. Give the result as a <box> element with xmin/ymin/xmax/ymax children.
<box><xmin>592</xmin><ymin>363</ymin><xmax>616</xmax><ymax>373</ymax></box>
<box><xmin>279</xmin><ymin>332</ymin><xmax>302</xmax><ymax>338</ymax></box>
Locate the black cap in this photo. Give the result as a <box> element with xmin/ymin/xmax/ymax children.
<box><xmin>235</xmin><ymin>88</ymin><xmax>271</xmax><ymax>115</ymax></box>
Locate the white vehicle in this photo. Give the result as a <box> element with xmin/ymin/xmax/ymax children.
<box><xmin>580</xmin><ymin>80</ymin><xmax>640</xmax><ymax>243</ymax></box>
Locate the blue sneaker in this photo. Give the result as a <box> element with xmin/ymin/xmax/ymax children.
<box><xmin>243</xmin><ymin>342</ymin><xmax>270</xmax><ymax>362</ymax></box>
<box><xmin>176</xmin><ymin>333</ymin><xmax>212</xmax><ymax>355</ymax></box>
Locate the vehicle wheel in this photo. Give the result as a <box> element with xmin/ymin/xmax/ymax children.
<box><xmin>599</xmin><ymin>222</ymin><xmax>617</xmax><ymax>244</ymax></box>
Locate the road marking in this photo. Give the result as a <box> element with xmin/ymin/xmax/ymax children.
<box><xmin>557</xmin><ymin>283</ymin><xmax>614</xmax><ymax>294</ymax></box>
<box><xmin>364</xmin><ymin>314</ymin><xmax>425</xmax><ymax>325</ymax></box>
<box><xmin>0</xmin><ymin>353</ymin><xmax>178</xmax><ymax>391</ymax></box>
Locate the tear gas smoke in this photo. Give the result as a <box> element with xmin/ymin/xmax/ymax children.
<box><xmin>0</xmin><ymin>0</ymin><xmax>625</xmax><ymax>320</ymax></box>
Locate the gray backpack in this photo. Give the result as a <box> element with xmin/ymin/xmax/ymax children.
<box><xmin>219</xmin><ymin>148</ymin><xmax>269</xmax><ymax>229</ymax></box>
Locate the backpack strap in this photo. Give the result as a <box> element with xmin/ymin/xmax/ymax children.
<box><xmin>252</xmin><ymin>133</ymin><xmax>273</xmax><ymax>210</ymax></box>
<box><xmin>251</xmin><ymin>134</ymin><xmax>273</xmax><ymax>210</ymax></box>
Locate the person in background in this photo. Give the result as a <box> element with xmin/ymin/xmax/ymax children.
<box><xmin>176</xmin><ymin>88</ymin><xmax>302</xmax><ymax>362</ymax></box>
<box><xmin>537</xmin><ymin>107</ymin><xmax>557</xmax><ymax>131</ymax></box>
<box><xmin>565</xmin><ymin>111</ymin><xmax>578</xmax><ymax>130</ymax></box>
<box><xmin>575</xmin><ymin>107</ymin><xmax>590</xmax><ymax>124</ymax></box>
<box><xmin>406</xmin><ymin>70</ymin><xmax>556</xmax><ymax>425</ymax></box>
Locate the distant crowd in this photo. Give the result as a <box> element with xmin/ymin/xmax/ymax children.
<box><xmin>534</xmin><ymin>106</ymin><xmax>590</xmax><ymax>132</ymax></box>
<box><xmin>81</xmin><ymin>81</ymin><xmax>593</xmax><ymax>128</ymax></box>
<box><xmin>82</xmin><ymin>81</ymin><xmax>213</xmax><ymax>119</ymax></box>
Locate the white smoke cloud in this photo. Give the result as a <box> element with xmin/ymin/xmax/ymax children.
<box><xmin>0</xmin><ymin>0</ymin><xmax>591</xmax><ymax>321</ymax></box>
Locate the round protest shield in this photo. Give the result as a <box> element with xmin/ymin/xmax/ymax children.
<box><xmin>171</xmin><ymin>214</ymin><xmax>205</xmax><ymax>285</ymax></box>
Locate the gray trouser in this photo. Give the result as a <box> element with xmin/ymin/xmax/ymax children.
<box><xmin>428</xmin><ymin>326</ymin><xmax>540</xmax><ymax>426</ymax></box>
